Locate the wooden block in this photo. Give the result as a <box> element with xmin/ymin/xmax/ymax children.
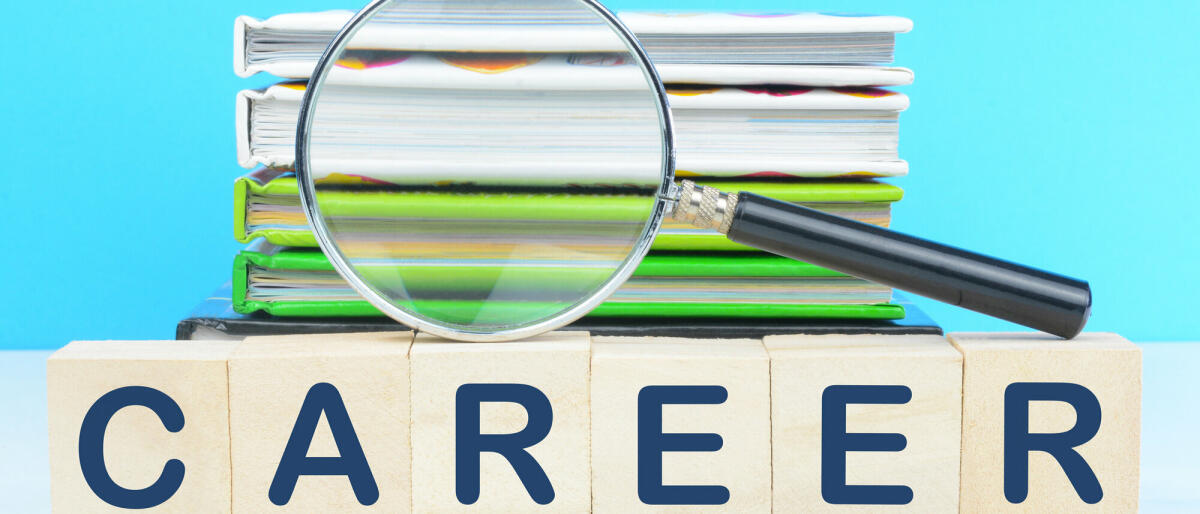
<box><xmin>410</xmin><ymin>331</ymin><xmax>591</xmax><ymax>512</ymax></box>
<box><xmin>228</xmin><ymin>332</ymin><xmax>414</xmax><ymax>512</ymax></box>
<box><xmin>950</xmin><ymin>332</ymin><xmax>1141</xmax><ymax>512</ymax></box>
<box><xmin>590</xmin><ymin>337</ymin><xmax>772</xmax><ymax>513</ymax></box>
<box><xmin>763</xmin><ymin>334</ymin><xmax>963</xmax><ymax>512</ymax></box>
<box><xmin>47</xmin><ymin>340</ymin><xmax>239</xmax><ymax>513</ymax></box>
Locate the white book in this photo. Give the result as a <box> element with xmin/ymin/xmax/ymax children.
<box><xmin>236</xmin><ymin>79</ymin><xmax>908</xmax><ymax>178</ymax></box>
<box><xmin>234</xmin><ymin>10</ymin><xmax>913</xmax><ymax>86</ymax></box>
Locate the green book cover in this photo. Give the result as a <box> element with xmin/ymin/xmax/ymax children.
<box><xmin>234</xmin><ymin>169</ymin><xmax>902</xmax><ymax>250</ymax></box>
<box><xmin>233</xmin><ymin>243</ymin><xmax>904</xmax><ymax>319</ymax></box>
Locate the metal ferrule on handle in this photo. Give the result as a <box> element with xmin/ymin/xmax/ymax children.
<box><xmin>671</xmin><ymin>180</ymin><xmax>739</xmax><ymax>233</ymax></box>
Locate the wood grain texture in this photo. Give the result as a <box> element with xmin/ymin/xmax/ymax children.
<box><xmin>950</xmin><ymin>332</ymin><xmax>1141</xmax><ymax>513</ymax></box>
<box><xmin>590</xmin><ymin>337</ymin><xmax>772</xmax><ymax>513</ymax></box>
<box><xmin>410</xmin><ymin>331</ymin><xmax>591</xmax><ymax>512</ymax></box>
<box><xmin>763</xmin><ymin>334</ymin><xmax>963</xmax><ymax>512</ymax></box>
<box><xmin>47</xmin><ymin>341</ymin><xmax>238</xmax><ymax>513</ymax></box>
<box><xmin>228</xmin><ymin>331</ymin><xmax>413</xmax><ymax>512</ymax></box>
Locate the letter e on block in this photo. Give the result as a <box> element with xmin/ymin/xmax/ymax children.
<box><xmin>410</xmin><ymin>331</ymin><xmax>591</xmax><ymax>512</ymax></box>
<box><xmin>590</xmin><ymin>337</ymin><xmax>771</xmax><ymax>513</ymax></box>
<box><xmin>764</xmin><ymin>334</ymin><xmax>963</xmax><ymax>512</ymax></box>
<box><xmin>47</xmin><ymin>341</ymin><xmax>238</xmax><ymax>513</ymax></box>
<box><xmin>228</xmin><ymin>332</ymin><xmax>414</xmax><ymax>512</ymax></box>
<box><xmin>950</xmin><ymin>332</ymin><xmax>1141</xmax><ymax>512</ymax></box>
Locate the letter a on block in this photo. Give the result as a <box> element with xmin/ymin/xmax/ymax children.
<box><xmin>591</xmin><ymin>337</ymin><xmax>771</xmax><ymax>513</ymax></box>
<box><xmin>228</xmin><ymin>332</ymin><xmax>413</xmax><ymax>513</ymax></box>
<box><xmin>48</xmin><ymin>341</ymin><xmax>237</xmax><ymax>513</ymax></box>
<box><xmin>410</xmin><ymin>332</ymin><xmax>591</xmax><ymax>512</ymax></box>
<box><xmin>269</xmin><ymin>383</ymin><xmax>379</xmax><ymax>506</ymax></box>
<box><xmin>763</xmin><ymin>334</ymin><xmax>963</xmax><ymax>512</ymax></box>
<box><xmin>950</xmin><ymin>332</ymin><xmax>1141</xmax><ymax>512</ymax></box>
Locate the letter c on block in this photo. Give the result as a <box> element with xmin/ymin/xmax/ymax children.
<box><xmin>78</xmin><ymin>386</ymin><xmax>186</xmax><ymax>509</ymax></box>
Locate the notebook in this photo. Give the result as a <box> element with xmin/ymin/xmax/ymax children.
<box><xmin>235</xmin><ymin>10</ymin><xmax>913</xmax><ymax>85</ymax></box>
<box><xmin>234</xmin><ymin>168</ymin><xmax>902</xmax><ymax>250</ymax></box>
<box><xmin>237</xmin><ymin>81</ymin><xmax>907</xmax><ymax>177</ymax></box>
<box><xmin>180</xmin><ymin>284</ymin><xmax>938</xmax><ymax>340</ymax></box>
<box><xmin>233</xmin><ymin>241</ymin><xmax>902</xmax><ymax>319</ymax></box>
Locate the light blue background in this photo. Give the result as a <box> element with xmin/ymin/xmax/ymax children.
<box><xmin>1</xmin><ymin>0</ymin><xmax>1197</xmax><ymax>349</ymax></box>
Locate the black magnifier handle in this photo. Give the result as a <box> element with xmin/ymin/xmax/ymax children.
<box><xmin>671</xmin><ymin>182</ymin><xmax>1090</xmax><ymax>339</ymax></box>
<box><xmin>726</xmin><ymin>192</ymin><xmax>1091</xmax><ymax>338</ymax></box>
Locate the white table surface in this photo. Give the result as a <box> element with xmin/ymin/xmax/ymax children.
<box><xmin>3</xmin><ymin>343</ymin><xmax>1196</xmax><ymax>512</ymax></box>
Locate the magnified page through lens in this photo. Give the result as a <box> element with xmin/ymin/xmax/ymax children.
<box><xmin>300</xmin><ymin>0</ymin><xmax>669</xmax><ymax>338</ymax></box>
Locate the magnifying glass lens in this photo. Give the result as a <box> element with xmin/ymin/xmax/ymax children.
<box><xmin>300</xmin><ymin>0</ymin><xmax>671</xmax><ymax>339</ymax></box>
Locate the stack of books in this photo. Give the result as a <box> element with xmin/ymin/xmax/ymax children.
<box><xmin>216</xmin><ymin>10</ymin><xmax>922</xmax><ymax>334</ymax></box>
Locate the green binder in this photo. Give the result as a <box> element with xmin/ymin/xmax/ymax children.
<box><xmin>233</xmin><ymin>243</ymin><xmax>904</xmax><ymax>319</ymax></box>
<box><xmin>234</xmin><ymin>168</ymin><xmax>902</xmax><ymax>250</ymax></box>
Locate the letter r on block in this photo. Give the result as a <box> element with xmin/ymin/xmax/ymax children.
<box><xmin>1004</xmin><ymin>382</ymin><xmax>1103</xmax><ymax>504</ymax></box>
<box><xmin>455</xmin><ymin>383</ymin><xmax>555</xmax><ymax>505</ymax></box>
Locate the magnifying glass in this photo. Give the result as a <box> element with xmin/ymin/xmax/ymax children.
<box><xmin>296</xmin><ymin>0</ymin><xmax>1091</xmax><ymax>342</ymax></box>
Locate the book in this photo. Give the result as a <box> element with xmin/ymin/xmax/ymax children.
<box><xmin>237</xmin><ymin>82</ymin><xmax>907</xmax><ymax>177</ymax></box>
<box><xmin>234</xmin><ymin>168</ymin><xmax>902</xmax><ymax>250</ymax></box>
<box><xmin>221</xmin><ymin>9</ymin><xmax>916</xmax><ymax>335</ymax></box>
<box><xmin>233</xmin><ymin>242</ymin><xmax>901</xmax><ymax>319</ymax></box>
<box><xmin>180</xmin><ymin>284</ymin><xmax>938</xmax><ymax>340</ymax></box>
<box><xmin>235</xmin><ymin>11</ymin><xmax>913</xmax><ymax>84</ymax></box>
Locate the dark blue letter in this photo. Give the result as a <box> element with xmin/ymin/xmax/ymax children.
<box><xmin>269</xmin><ymin>383</ymin><xmax>378</xmax><ymax>506</ymax></box>
<box><xmin>822</xmin><ymin>385</ymin><xmax>913</xmax><ymax>505</ymax></box>
<box><xmin>637</xmin><ymin>385</ymin><xmax>730</xmax><ymax>505</ymax></box>
<box><xmin>456</xmin><ymin>383</ymin><xmax>554</xmax><ymax>505</ymax></box>
<box><xmin>78</xmin><ymin>386</ymin><xmax>185</xmax><ymax>509</ymax></box>
<box><xmin>1004</xmin><ymin>382</ymin><xmax>1103</xmax><ymax>504</ymax></box>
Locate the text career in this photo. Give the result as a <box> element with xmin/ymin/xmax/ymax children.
<box><xmin>77</xmin><ymin>381</ymin><xmax>1106</xmax><ymax>509</ymax></box>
